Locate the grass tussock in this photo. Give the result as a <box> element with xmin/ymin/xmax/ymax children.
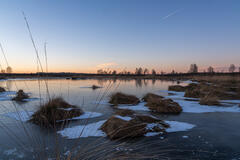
<box><xmin>91</xmin><ymin>85</ymin><xmax>101</xmax><ymax>90</ymax></box>
<box><xmin>101</xmin><ymin>114</ymin><xmax>169</xmax><ymax>140</ymax></box>
<box><xmin>142</xmin><ymin>93</ymin><xmax>164</xmax><ymax>102</ymax></box>
<box><xmin>143</xmin><ymin>93</ymin><xmax>182</xmax><ymax>114</ymax></box>
<box><xmin>29</xmin><ymin>97</ymin><xmax>83</xmax><ymax>128</ymax></box>
<box><xmin>109</xmin><ymin>92</ymin><xmax>140</xmax><ymax>105</ymax></box>
<box><xmin>183</xmin><ymin>82</ymin><xmax>240</xmax><ymax>100</ymax></box>
<box><xmin>168</xmin><ymin>85</ymin><xmax>186</xmax><ymax>92</ymax></box>
<box><xmin>199</xmin><ymin>93</ymin><xmax>220</xmax><ymax>106</ymax></box>
<box><xmin>12</xmin><ymin>89</ymin><xmax>29</xmax><ymax>102</ymax></box>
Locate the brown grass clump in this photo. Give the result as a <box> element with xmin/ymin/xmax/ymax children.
<box><xmin>199</xmin><ymin>93</ymin><xmax>220</xmax><ymax>106</ymax></box>
<box><xmin>168</xmin><ymin>85</ymin><xmax>186</xmax><ymax>92</ymax></box>
<box><xmin>29</xmin><ymin>97</ymin><xmax>83</xmax><ymax>128</ymax></box>
<box><xmin>183</xmin><ymin>81</ymin><xmax>240</xmax><ymax>100</ymax></box>
<box><xmin>143</xmin><ymin>93</ymin><xmax>182</xmax><ymax>114</ymax></box>
<box><xmin>109</xmin><ymin>92</ymin><xmax>140</xmax><ymax>105</ymax></box>
<box><xmin>101</xmin><ymin>114</ymin><xmax>169</xmax><ymax>140</ymax></box>
<box><xmin>142</xmin><ymin>93</ymin><xmax>164</xmax><ymax>102</ymax></box>
<box><xmin>115</xmin><ymin>109</ymin><xmax>135</xmax><ymax>116</ymax></box>
<box><xmin>92</xmin><ymin>85</ymin><xmax>101</xmax><ymax>90</ymax></box>
<box><xmin>184</xmin><ymin>83</ymin><xmax>209</xmax><ymax>98</ymax></box>
<box><xmin>0</xmin><ymin>87</ymin><xmax>5</xmax><ymax>92</ymax></box>
<box><xmin>101</xmin><ymin>116</ymin><xmax>146</xmax><ymax>140</ymax></box>
<box><xmin>12</xmin><ymin>89</ymin><xmax>29</xmax><ymax>102</ymax></box>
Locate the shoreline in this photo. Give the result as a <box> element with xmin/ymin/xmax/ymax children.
<box><xmin>1</xmin><ymin>72</ymin><xmax>240</xmax><ymax>81</ymax></box>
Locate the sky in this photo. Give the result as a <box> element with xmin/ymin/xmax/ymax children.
<box><xmin>0</xmin><ymin>0</ymin><xmax>239</xmax><ymax>73</ymax></box>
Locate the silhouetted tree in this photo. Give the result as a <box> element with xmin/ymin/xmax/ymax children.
<box><xmin>151</xmin><ymin>69</ymin><xmax>156</xmax><ymax>76</ymax></box>
<box><xmin>6</xmin><ymin>66</ymin><xmax>12</xmax><ymax>73</ymax></box>
<box><xmin>207</xmin><ymin>66</ymin><xmax>214</xmax><ymax>73</ymax></box>
<box><xmin>189</xmin><ymin>64</ymin><xmax>198</xmax><ymax>73</ymax></box>
<box><xmin>135</xmin><ymin>67</ymin><xmax>143</xmax><ymax>75</ymax></box>
<box><xmin>112</xmin><ymin>70</ymin><xmax>117</xmax><ymax>75</ymax></box>
<box><xmin>97</xmin><ymin>69</ymin><xmax>103</xmax><ymax>74</ymax></box>
<box><xmin>229</xmin><ymin>64</ymin><xmax>236</xmax><ymax>73</ymax></box>
<box><xmin>143</xmin><ymin>68</ymin><xmax>149</xmax><ymax>75</ymax></box>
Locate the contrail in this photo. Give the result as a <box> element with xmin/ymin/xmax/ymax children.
<box><xmin>161</xmin><ymin>8</ymin><xmax>183</xmax><ymax>20</ymax></box>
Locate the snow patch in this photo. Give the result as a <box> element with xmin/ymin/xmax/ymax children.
<box><xmin>182</xmin><ymin>80</ymin><xmax>198</xmax><ymax>84</ymax></box>
<box><xmin>58</xmin><ymin>120</ymin><xmax>106</xmax><ymax>139</ymax></box>
<box><xmin>161</xmin><ymin>90</ymin><xmax>240</xmax><ymax>113</ymax></box>
<box><xmin>118</xmin><ymin>103</ymin><xmax>150</xmax><ymax>111</ymax></box>
<box><xmin>114</xmin><ymin>115</ymin><xmax>132</xmax><ymax>121</ymax></box>
<box><xmin>146</xmin><ymin>123</ymin><xmax>164</xmax><ymax>130</ymax></box>
<box><xmin>71</xmin><ymin>112</ymin><xmax>102</xmax><ymax>120</ymax></box>
<box><xmin>145</xmin><ymin>132</ymin><xmax>161</xmax><ymax>137</ymax></box>
<box><xmin>165</xmin><ymin>121</ymin><xmax>195</xmax><ymax>132</ymax></box>
<box><xmin>174</xmin><ymin>99</ymin><xmax>240</xmax><ymax>113</ymax></box>
<box><xmin>5</xmin><ymin>111</ymin><xmax>102</xmax><ymax>122</ymax></box>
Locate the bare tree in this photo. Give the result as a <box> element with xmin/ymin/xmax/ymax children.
<box><xmin>229</xmin><ymin>64</ymin><xmax>236</xmax><ymax>73</ymax></box>
<box><xmin>135</xmin><ymin>67</ymin><xmax>143</xmax><ymax>75</ymax></box>
<box><xmin>112</xmin><ymin>70</ymin><xmax>117</xmax><ymax>75</ymax></box>
<box><xmin>207</xmin><ymin>66</ymin><xmax>214</xmax><ymax>73</ymax></box>
<box><xmin>97</xmin><ymin>69</ymin><xmax>103</xmax><ymax>74</ymax></box>
<box><xmin>6</xmin><ymin>66</ymin><xmax>12</xmax><ymax>73</ymax></box>
<box><xmin>189</xmin><ymin>64</ymin><xmax>198</xmax><ymax>73</ymax></box>
<box><xmin>151</xmin><ymin>69</ymin><xmax>156</xmax><ymax>76</ymax></box>
<box><xmin>143</xmin><ymin>68</ymin><xmax>149</xmax><ymax>75</ymax></box>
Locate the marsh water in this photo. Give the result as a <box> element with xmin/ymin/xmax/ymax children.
<box><xmin>0</xmin><ymin>78</ymin><xmax>240</xmax><ymax>160</ymax></box>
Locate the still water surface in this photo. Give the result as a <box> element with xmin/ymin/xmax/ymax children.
<box><xmin>0</xmin><ymin>78</ymin><xmax>239</xmax><ymax>159</ymax></box>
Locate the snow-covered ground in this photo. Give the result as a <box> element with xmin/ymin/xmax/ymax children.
<box><xmin>145</xmin><ymin>121</ymin><xmax>196</xmax><ymax>137</ymax></box>
<box><xmin>4</xmin><ymin>111</ymin><xmax>102</xmax><ymax>122</ymax></box>
<box><xmin>165</xmin><ymin>121</ymin><xmax>196</xmax><ymax>132</ymax></box>
<box><xmin>114</xmin><ymin>115</ymin><xmax>132</xmax><ymax>121</ymax></box>
<box><xmin>58</xmin><ymin>120</ymin><xmax>107</xmax><ymax>139</ymax></box>
<box><xmin>58</xmin><ymin>118</ymin><xmax>196</xmax><ymax>139</ymax></box>
<box><xmin>118</xmin><ymin>103</ymin><xmax>150</xmax><ymax>111</ymax></box>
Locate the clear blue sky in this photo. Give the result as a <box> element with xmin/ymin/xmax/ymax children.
<box><xmin>0</xmin><ymin>0</ymin><xmax>239</xmax><ymax>73</ymax></box>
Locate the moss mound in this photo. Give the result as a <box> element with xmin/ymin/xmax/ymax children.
<box><xmin>109</xmin><ymin>92</ymin><xmax>140</xmax><ymax>105</ymax></box>
<box><xmin>115</xmin><ymin>109</ymin><xmax>135</xmax><ymax>116</ymax></box>
<box><xmin>0</xmin><ymin>87</ymin><xmax>5</xmax><ymax>92</ymax></box>
<box><xmin>29</xmin><ymin>97</ymin><xmax>83</xmax><ymax>128</ymax></box>
<box><xmin>12</xmin><ymin>90</ymin><xmax>29</xmax><ymax>102</ymax></box>
<box><xmin>101</xmin><ymin>115</ymin><xmax>169</xmax><ymax>140</ymax></box>
<box><xmin>143</xmin><ymin>93</ymin><xmax>182</xmax><ymax>114</ymax></box>
<box><xmin>168</xmin><ymin>85</ymin><xmax>186</xmax><ymax>92</ymax></box>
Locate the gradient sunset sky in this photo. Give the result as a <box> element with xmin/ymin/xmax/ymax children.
<box><xmin>0</xmin><ymin>0</ymin><xmax>239</xmax><ymax>73</ymax></box>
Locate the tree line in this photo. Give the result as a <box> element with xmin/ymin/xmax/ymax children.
<box><xmin>97</xmin><ymin>64</ymin><xmax>240</xmax><ymax>75</ymax></box>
